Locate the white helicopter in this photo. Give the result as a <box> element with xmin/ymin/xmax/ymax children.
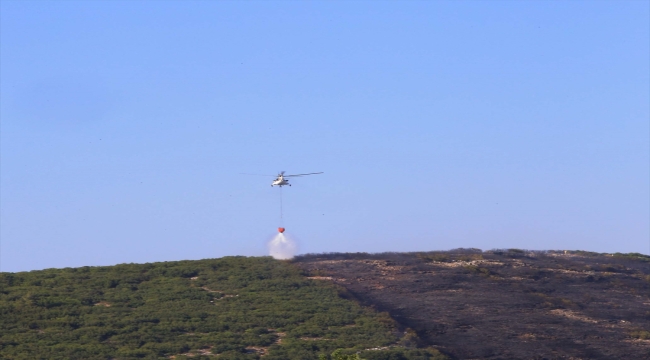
<box><xmin>243</xmin><ymin>171</ymin><xmax>323</xmax><ymax>187</ymax></box>
<box><xmin>271</xmin><ymin>171</ymin><xmax>323</xmax><ymax>187</ymax></box>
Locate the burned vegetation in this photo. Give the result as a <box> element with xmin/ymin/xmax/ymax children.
<box><xmin>294</xmin><ymin>250</ymin><xmax>650</xmax><ymax>359</ymax></box>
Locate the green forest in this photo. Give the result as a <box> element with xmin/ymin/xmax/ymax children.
<box><xmin>0</xmin><ymin>256</ymin><xmax>447</xmax><ymax>360</ymax></box>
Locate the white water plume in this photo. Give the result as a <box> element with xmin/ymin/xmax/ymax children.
<box><xmin>268</xmin><ymin>233</ymin><xmax>297</xmax><ymax>260</ymax></box>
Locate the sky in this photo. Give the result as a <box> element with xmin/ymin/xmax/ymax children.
<box><xmin>1</xmin><ymin>1</ymin><xmax>648</xmax><ymax>272</ymax></box>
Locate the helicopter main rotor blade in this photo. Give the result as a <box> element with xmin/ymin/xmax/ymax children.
<box><xmin>283</xmin><ymin>172</ymin><xmax>324</xmax><ymax>177</ymax></box>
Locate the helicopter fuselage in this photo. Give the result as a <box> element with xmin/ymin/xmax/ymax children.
<box><xmin>272</xmin><ymin>176</ymin><xmax>291</xmax><ymax>187</ymax></box>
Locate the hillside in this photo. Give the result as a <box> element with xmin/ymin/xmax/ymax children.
<box><xmin>0</xmin><ymin>256</ymin><xmax>445</xmax><ymax>360</ymax></box>
<box><xmin>2</xmin><ymin>250</ymin><xmax>649</xmax><ymax>359</ymax></box>
<box><xmin>295</xmin><ymin>249</ymin><xmax>650</xmax><ymax>359</ymax></box>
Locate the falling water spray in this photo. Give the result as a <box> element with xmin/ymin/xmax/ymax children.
<box><xmin>268</xmin><ymin>232</ymin><xmax>297</xmax><ymax>260</ymax></box>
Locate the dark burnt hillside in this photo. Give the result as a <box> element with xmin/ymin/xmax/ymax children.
<box><xmin>294</xmin><ymin>250</ymin><xmax>650</xmax><ymax>360</ymax></box>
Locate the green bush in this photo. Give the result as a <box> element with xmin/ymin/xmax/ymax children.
<box><xmin>629</xmin><ymin>330</ymin><xmax>650</xmax><ymax>340</ymax></box>
<box><xmin>1</xmin><ymin>257</ymin><xmax>419</xmax><ymax>359</ymax></box>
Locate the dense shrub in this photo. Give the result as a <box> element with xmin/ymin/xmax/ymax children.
<box><xmin>0</xmin><ymin>257</ymin><xmax>416</xmax><ymax>359</ymax></box>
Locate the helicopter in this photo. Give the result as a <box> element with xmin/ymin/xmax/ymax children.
<box><xmin>242</xmin><ymin>171</ymin><xmax>323</xmax><ymax>187</ymax></box>
<box><xmin>271</xmin><ymin>171</ymin><xmax>323</xmax><ymax>187</ymax></box>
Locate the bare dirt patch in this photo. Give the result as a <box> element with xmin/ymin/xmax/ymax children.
<box><xmin>199</xmin><ymin>286</ymin><xmax>238</xmax><ymax>300</ymax></box>
<box><xmin>244</xmin><ymin>346</ymin><xmax>268</xmax><ymax>355</ymax></box>
<box><xmin>169</xmin><ymin>346</ymin><xmax>215</xmax><ymax>358</ymax></box>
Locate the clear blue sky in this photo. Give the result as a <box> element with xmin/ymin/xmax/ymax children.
<box><xmin>1</xmin><ymin>1</ymin><xmax>648</xmax><ymax>272</ymax></box>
